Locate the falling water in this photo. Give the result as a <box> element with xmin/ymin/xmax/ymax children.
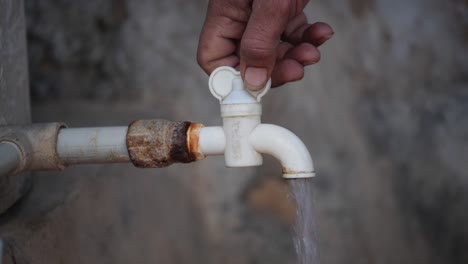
<box><xmin>288</xmin><ymin>178</ymin><xmax>319</xmax><ymax>264</ymax></box>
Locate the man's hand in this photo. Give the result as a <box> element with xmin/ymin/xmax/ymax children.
<box><xmin>197</xmin><ymin>0</ymin><xmax>333</xmax><ymax>90</ymax></box>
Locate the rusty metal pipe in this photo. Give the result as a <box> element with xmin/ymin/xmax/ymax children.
<box><xmin>126</xmin><ymin>119</ymin><xmax>203</xmax><ymax>168</ymax></box>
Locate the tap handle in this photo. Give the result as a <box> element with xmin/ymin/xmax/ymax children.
<box><xmin>209</xmin><ymin>66</ymin><xmax>271</xmax><ymax>103</ymax></box>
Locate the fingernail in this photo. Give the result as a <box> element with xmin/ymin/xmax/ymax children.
<box><xmin>317</xmin><ymin>33</ymin><xmax>334</xmax><ymax>46</ymax></box>
<box><xmin>245</xmin><ymin>67</ymin><xmax>268</xmax><ymax>91</ymax></box>
<box><xmin>322</xmin><ymin>32</ymin><xmax>334</xmax><ymax>42</ymax></box>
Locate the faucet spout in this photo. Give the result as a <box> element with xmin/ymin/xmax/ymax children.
<box><xmin>250</xmin><ymin>124</ymin><xmax>315</xmax><ymax>178</ymax></box>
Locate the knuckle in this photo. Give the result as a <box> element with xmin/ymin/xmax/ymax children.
<box><xmin>241</xmin><ymin>37</ymin><xmax>276</xmax><ymax>61</ymax></box>
<box><xmin>255</xmin><ymin>0</ymin><xmax>291</xmax><ymax>18</ymax></box>
<box><xmin>275</xmin><ymin>0</ymin><xmax>291</xmax><ymax>15</ymax></box>
<box><xmin>196</xmin><ymin>51</ymin><xmax>204</xmax><ymax>67</ymax></box>
<box><xmin>196</xmin><ymin>47</ymin><xmax>211</xmax><ymax>72</ymax></box>
<box><xmin>210</xmin><ymin>0</ymin><xmax>250</xmax><ymax>22</ymax></box>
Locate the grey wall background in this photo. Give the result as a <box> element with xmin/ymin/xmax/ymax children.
<box><xmin>0</xmin><ymin>0</ymin><xmax>31</xmax><ymax>218</ymax></box>
<box><xmin>1</xmin><ymin>0</ymin><xmax>467</xmax><ymax>263</ymax></box>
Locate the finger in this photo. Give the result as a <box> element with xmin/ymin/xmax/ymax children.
<box><xmin>239</xmin><ymin>0</ymin><xmax>292</xmax><ymax>91</ymax></box>
<box><xmin>197</xmin><ymin>0</ymin><xmax>249</xmax><ymax>74</ymax></box>
<box><xmin>271</xmin><ymin>59</ymin><xmax>304</xmax><ymax>87</ymax></box>
<box><xmin>276</xmin><ymin>42</ymin><xmax>294</xmax><ymax>61</ymax></box>
<box><xmin>283</xmin><ymin>18</ymin><xmax>334</xmax><ymax>46</ymax></box>
<box><xmin>282</xmin><ymin>12</ymin><xmax>308</xmax><ymax>44</ymax></box>
<box><xmin>302</xmin><ymin>22</ymin><xmax>334</xmax><ymax>46</ymax></box>
<box><xmin>197</xmin><ymin>19</ymin><xmax>239</xmax><ymax>74</ymax></box>
<box><xmin>283</xmin><ymin>42</ymin><xmax>320</xmax><ymax>65</ymax></box>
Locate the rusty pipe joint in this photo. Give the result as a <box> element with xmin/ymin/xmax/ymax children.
<box><xmin>126</xmin><ymin>119</ymin><xmax>205</xmax><ymax>168</ymax></box>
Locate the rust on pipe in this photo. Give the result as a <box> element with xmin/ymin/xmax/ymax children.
<box><xmin>187</xmin><ymin>123</ymin><xmax>204</xmax><ymax>161</ymax></box>
<box><xmin>126</xmin><ymin>119</ymin><xmax>204</xmax><ymax>168</ymax></box>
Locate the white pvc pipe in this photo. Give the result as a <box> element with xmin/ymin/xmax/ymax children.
<box><xmin>57</xmin><ymin>127</ymin><xmax>129</xmax><ymax>165</ymax></box>
<box><xmin>0</xmin><ymin>142</ymin><xmax>22</xmax><ymax>176</ymax></box>
<box><xmin>199</xmin><ymin>126</ymin><xmax>225</xmax><ymax>156</ymax></box>
<box><xmin>249</xmin><ymin>124</ymin><xmax>315</xmax><ymax>178</ymax></box>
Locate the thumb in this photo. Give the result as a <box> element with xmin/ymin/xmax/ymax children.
<box><xmin>240</xmin><ymin>0</ymin><xmax>291</xmax><ymax>90</ymax></box>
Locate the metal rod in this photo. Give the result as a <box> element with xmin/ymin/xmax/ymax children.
<box><xmin>56</xmin><ymin>127</ymin><xmax>129</xmax><ymax>165</ymax></box>
<box><xmin>0</xmin><ymin>142</ymin><xmax>22</xmax><ymax>177</ymax></box>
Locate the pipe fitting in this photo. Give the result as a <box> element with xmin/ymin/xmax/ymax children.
<box><xmin>187</xmin><ymin>122</ymin><xmax>205</xmax><ymax>160</ymax></box>
<box><xmin>126</xmin><ymin>119</ymin><xmax>202</xmax><ymax>168</ymax></box>
<box><xmin>250</xmin><ymin>124</ymin><xmax>315</xmax><ymax>178</ymax></box>
<box><xmin>0</xmin><ymin>141</ymin><xmax>22</xmax><ymax>177</ymax></box>
<box><xmin>0</xmin><ymin>122</ymin><xmax>66</xmax><ymax>174</ymax></box>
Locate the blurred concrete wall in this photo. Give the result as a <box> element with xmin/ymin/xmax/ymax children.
<box><xmin>0</xmin><ymin>0</ymin><xmax>31</xmax><ymax>222</ymax></box>
<box><xmin>0</xmin><ymin>0</ymin><xmax>467</xmax><ymax>263</ymax></box>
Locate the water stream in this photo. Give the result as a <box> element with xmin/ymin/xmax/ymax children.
<box><xmin>288</xmin><ymin>178</ymin><xmax>319</xmax><ymax>264</ymax></box>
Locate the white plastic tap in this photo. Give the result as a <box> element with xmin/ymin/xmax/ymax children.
<box><xmin>198</xmin><ymin>66</ymin><xmax>315</xmax><ymax>178</ymax></box>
